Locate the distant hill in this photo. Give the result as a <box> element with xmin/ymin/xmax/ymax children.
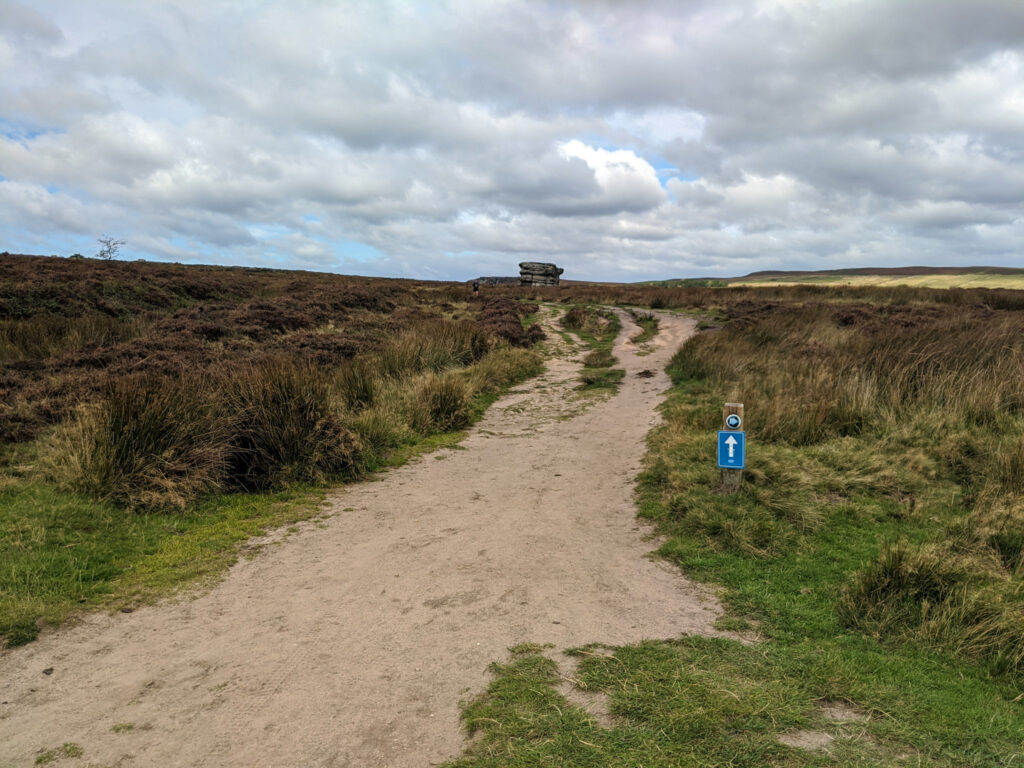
<box><xmin>727</xmin><ymin>266</ymin><xmax>1024</xmax><ymax>290</ymax></box>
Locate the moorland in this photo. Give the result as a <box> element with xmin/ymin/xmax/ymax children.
<box><xmin>2</xmin><ymin>252</ymin><xmax>1023</xmax><ymax>766</ymax></box>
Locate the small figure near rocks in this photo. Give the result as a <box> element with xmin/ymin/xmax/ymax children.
<box><xmin>472</xmin><ymin>279</ymin><xmax>480</xmax><ymax>297</ymax></box>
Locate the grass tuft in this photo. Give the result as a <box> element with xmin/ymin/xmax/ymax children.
<box><xmin>411</xmin><ymin>372</ymin><xmax>472</xmax><ymax>434</ymax></box>
<box><xmin>221</xmin><ymin>358</ymin><xmax>361</xmax><ymax>491</ymax></box>
<box><xmin>47</xmin><ymin>375</ymin><xmax>228</xmax><ymax>511</ymax></box>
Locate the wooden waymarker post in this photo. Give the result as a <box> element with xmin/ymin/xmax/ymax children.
<box><xmin>720</xmin><ymin>402</ymin><xmax>744</xmax><ymax>492</ymax></box>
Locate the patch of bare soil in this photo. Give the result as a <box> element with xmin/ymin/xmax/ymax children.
<box><xmin>818</xmin><ymin>699</ymin><xmax>869</xmax><ymax>723</ymax></box>
<box><xmin>778</xmin><ymin>730</ymin><xmax>836</xmax><ymax>751</ymax></box>
<box><xmin>0</xmin><ymin>308</ymin><xmax>723</xmax><ymax>767</ymax></box>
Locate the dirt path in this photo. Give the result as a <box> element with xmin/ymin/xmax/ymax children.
<box><xmin>1</xmin><ymin>308</ymin><xmax>723</xmax><ymax>768</ymax></box>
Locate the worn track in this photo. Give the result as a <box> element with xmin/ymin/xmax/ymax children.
<box><xmin>1</xmin><ymin>308</ymin><xmax>722</xmax><ymax>767</ymax></box>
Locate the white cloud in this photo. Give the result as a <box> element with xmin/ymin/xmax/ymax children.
<box><xmin>557</xmin><ymin>140</ymin><xmax>666</xmax><ymax>214</ymax></box>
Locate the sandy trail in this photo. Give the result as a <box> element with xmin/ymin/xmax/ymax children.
<box><xmin>1</xmin><ymin>308</ymin><xmax>722</xmax><ymax>767</ymax></box>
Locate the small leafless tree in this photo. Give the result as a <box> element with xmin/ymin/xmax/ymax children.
<box><xmin>96</xmin><ymin>236</ymin><xmax>125</xmax><ymax>260</ymax></box>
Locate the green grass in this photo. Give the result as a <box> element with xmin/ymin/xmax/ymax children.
<box><xmin>577</xmin><ymin>367</ymin><xmax>625</xmax><ymax>391</ymax></box>
<box><xmin>448</xmin><ymin>638</ymin><xmax>915</xmax><ymax>767</ymax></box>
<box><xmin>630</xmin><ymin>382</ymin><xmax>1023</xmax><ymax>764</ymax></box>
<box><xmin>34</xmin><ymin>743</ymin><xmax>83</xmax><ymax>765</ymax></box>
<box><xmin>0</xmin><ymin>471</ymin><xmax>326</xmax><ymax>646</ymax></box>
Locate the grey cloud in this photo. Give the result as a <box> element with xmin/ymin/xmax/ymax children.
<box><xmin>2</xmin><ymin>1</ymin><xmax>1024</xmax><ymax>280</ymax></box>
<box><xmin>0</xmin><ymin>0</ymin><xmax>63</xmax><ymax>44</ymax></box>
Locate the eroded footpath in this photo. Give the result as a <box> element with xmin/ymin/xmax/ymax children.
<box><xmin>1</xmin><ymin>308</ymin><xmax>723</xmax><ymax>767</ymax></box>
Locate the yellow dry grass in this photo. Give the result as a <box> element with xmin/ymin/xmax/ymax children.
<box><xmin>735</xmin><ymin>273</ymin><xmax>1024</xmax><ymax>290</ymax></box>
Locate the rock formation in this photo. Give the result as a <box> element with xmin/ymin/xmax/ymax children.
<box><xmin>519</xmin><ymin>262</ymin><xmax>564</xmax><ymax>286</ymax></box>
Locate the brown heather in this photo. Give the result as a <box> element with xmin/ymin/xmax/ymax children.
<box><xmin>0</xmin><ymin>253</ymin><xmax>540</xmax><ymax>510</ymax></box>
<box><xmin>0</xmin><ymin>253</ymin><xmax>513</xmax><ymax>443</ymax></box>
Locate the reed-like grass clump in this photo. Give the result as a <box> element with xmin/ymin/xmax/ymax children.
<box><xmin>582</xmin><ymin>348</ymin><xmax>615</xmax><ymax>368</ymax></box>
<box><xmin>839</xmin><ymin>537</ymin><xmax>1024</xmax><ymax>676</ymax></box>
<box><xmin>220</xmin><ymin>359</ymin><xmax>361</xmax><ymax>491</ymax></box>
<box><xmin>48</xmin><ymin>375</ymin><xmax>229</xmax><ymax>510</ymax></box>
<box><xmin>0</xmin><ymin>316</ymin><xmax>149</xmax><ymax>363</ymax></box>
<box><xmin>410</xmin><ymin>372</ymin><xmax>472</xmax><ymax>434</ymax></box>
<box><xmin>376</xmin><ymin>319</ymin><xmax>488</xmax><ymax>377</ymax></box>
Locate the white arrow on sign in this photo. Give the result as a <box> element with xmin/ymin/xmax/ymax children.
<box><xmin>725</xmin><ymin>435</ymin><xmax>738</xmax><ymax>458</ymax></box>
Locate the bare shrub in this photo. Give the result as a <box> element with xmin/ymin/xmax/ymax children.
<box><xmin>96</xmin><ymin>236</ymin><xmax>125</xmax><ymax>260</ymax></box>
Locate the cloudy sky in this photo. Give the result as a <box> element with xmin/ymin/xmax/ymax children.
<box><xmin>2</xmin><ymin>1</ymin><xmax>1023</xmax><ymax>281</ymax></box>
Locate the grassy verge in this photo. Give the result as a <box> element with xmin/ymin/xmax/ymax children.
<box><xmin>631</xmin><ymin>379</ymin><xmax>1023</xmax><ymax>766</ymax></box>
<box><xmin>1</xmin><ymin>343</ymin><xmax>543</xmax><ymax>648</ymax></box>
<box><xmin>0</xmin><ymin>466</ymin><xmax>326</xmax><ymax>646</ymax></box>
<box><xmin>561</xmin><ymin>306</ymin><xmax>624</xmax><ymax>392</ymax></box>
<box><xmin>450</xmin><ymin>638</ymin><xmax>904</xmax><ymax>767</ymax></box>
<box><xmin>449</xmin><ymin>300</ymin><xmax>1024</xmax><ymax>767</ymax></box>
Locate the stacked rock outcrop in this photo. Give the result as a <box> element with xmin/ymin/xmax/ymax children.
<box><xmin>519</xmin><ymin>262</ymin><xmax>564</xmax><ymax>286</ymax></box>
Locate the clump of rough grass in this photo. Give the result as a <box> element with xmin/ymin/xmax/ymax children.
<box><xmin>335</xmin><ymin>358</ymin><xmax>380</xmax><ymax>411</ymax></box>
<box><xmin>48</xmin><ymin>375</ymin><xmax>228</xmax><ymax>511</ymax></box>
<box><xmin>220</xmin><ymin>359</ymin><xmax>361</xmax><ymax>491</ymax></box>
<box><xmin>561</xmin><ymin>305</ymin><xmax>611</xmax><ymax>336</ymax></box>
<box><xmin>0</xmin><ymin>315</ymin><xmax>148</xmax><ymax>363</ymax></box>
<box><xmin>663</xmin><ymin>299</ymin><xmax>1024</xmax><ymax>679</ymax></box>
<box><xmin>839</xmin><ymin>538</ymin><xmax>1024</xmax><ymax>676</ymax></box>
<box><xmin>672</xmin><ymin>306</ymin><xmax>1024</xmax><ymax>447</ymax></box>
<box><xmin>583</xmin><ymin>348</ymin><xmax>615</xmax><ymax>368</ymax></box>
<box><xmin>51</xmin><ymin>360</ymin><xmax>362</xmax><ymax>507</ymax></box>
<box><xmin>628</xmin><ymin>309</ymin><xmax>659</xmax><ymax>343</ymax></box>
<box><xmin>410</xmin><ymin>371</ymin><xmax>472</xmax><ymax>434</ymax></box>
<box><xmin>376</xmin><ymin>319</ymin><xmax>488</xmax><ymax>378</ymax></box>
<box><xmin>49</xmin><ymin>322</ymin><xmax>541</xmax><ymax>511</ymax></box>
<box><xmin>577</xmin><ymin>367</ymin><xmax>625</xmax><ymax>391</ymax></box>
<box><xmin>349</xmin><ymin>405</ymin><xmax>414</xmax><ymax>467</ymax></box>
<box><xmin>464</xmin><ymin>346</ymin><xmax>543</xmax><ymax>395</ymax></box>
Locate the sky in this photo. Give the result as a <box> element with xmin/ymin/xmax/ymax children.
<box><xmin>1</xmin><ymin>0</ymin><xmax>1023</xmax><ymax>282</ymax></box>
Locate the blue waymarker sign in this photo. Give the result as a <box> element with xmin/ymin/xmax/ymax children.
<box><xmin>717</xmin><ymin>430</ymin><xmax>746</xmax><ymax>469</ymax></box>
